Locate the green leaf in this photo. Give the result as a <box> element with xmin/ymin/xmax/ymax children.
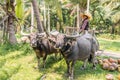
<box><xmin>15</xmin><ymin>0</ymin><xmax>24</xmax><ymax>20</ymax></box>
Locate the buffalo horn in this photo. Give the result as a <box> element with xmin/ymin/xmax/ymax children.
<box><xmin>50</xmin><ymin>31</ymin><xmax>59</xmax><ymax>36</ymax></box>
<box><xmin>37</xmin><ymin>32</ymin><xmax>46</xmax><ymax>38</ymax></box>
<box><xmin>20</xmin><ymin>30</ymin><xmax>30</xmax><ymax>36</ymax></box>
<box><xmin>65</xmin><ymin>32</ymin><xmax>80</xmax><ymax>38</ymax></box>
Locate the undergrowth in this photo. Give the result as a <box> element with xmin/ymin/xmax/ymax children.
<box><xmin>97</xmin><ymin>33</ymin><xmax>120</xmax><ymax>40</ymax></box>
<box><xmin>0</xmin><ymin>43</ymin><xmax>33</xmax><ymax>56</ymax></box>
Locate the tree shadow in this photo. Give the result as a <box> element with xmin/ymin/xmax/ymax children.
<box><xmin>32</xmin><ymin>55</ymin><xmax>64</xmax><ymax>80</ymax></box>
<box><xmin>38</xmin><ymin>55</ymin><xmax>62</xmax><ymax>70</ymax></box>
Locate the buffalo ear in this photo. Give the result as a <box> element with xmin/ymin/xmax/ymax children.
<box><xmin>73</xmin><ymin>38</ymin><xmax>77</xmax><ymax>41</ymax></box>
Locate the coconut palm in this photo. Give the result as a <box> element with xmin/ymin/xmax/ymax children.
<box><xmin>15</xmin><ymin>0</ymin><xmax>34</xmax><ymax>33</ymax></box>
<box><xmin>0</xmin><ymin>0</ymin><xmax>32</xmax><ymax>44</ymax></box>
<box><xmin>6</xmin><ymin>0</ymin><xmax>17</xmax><ymax>44</ymax></box>
<box><xmin>31</xmin><ymin>0</ymin><xmax>44</xmax><ymax>33</ymax></box>
<box><xmin>90</xmin><ymin>0</ymin><xmax>120</xmax><ymax>34</ymax></box>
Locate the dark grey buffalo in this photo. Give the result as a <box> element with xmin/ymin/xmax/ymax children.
<box><xmin>50</xmin><ymin>32</ymin><xmax>99</xmax><ymax>80</ymax></box>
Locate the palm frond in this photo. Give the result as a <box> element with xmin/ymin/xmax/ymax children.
<box><xmin>15</xmin><ymin>0</ymin><xmax>24</xmax><ymax>19</ymax></box>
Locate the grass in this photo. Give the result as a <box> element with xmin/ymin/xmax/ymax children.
<box><xmin>98</xmin><ymin>38</ymin><xmax>120</xmax><ymax>52</ymax></box>
<box><xmin>0</xmin><ymin>52</ymin><xmax>119</xmax><ymax>80</ymax></box>
<box><xmin>0</xmin><ymin>42</ymin><xmax>120</xmax><ymax>80</ymax></box>
<box><xmin>97</xmin><ymin>33</ymin><xmax>120</xmax><ymax>52</ymax></box>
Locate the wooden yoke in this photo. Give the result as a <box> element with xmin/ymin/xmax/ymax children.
<box><xmin>64</xmin><ymin>26</ymin><xmax>79</xmax><ymax>35</ymax></box>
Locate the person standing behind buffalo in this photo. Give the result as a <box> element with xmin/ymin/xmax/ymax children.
<box><xmin>79</xmin><ymin>12</ymin><xmax>92</xmax><ymax>34</ymax></box>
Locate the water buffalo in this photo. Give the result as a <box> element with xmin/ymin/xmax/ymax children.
<box><xmin>50</xmin><ymin>32</ymin><xmax>99</xmax><ymax>80</ymax></box>
<box><xmin>28</xmin><ymin>32</ymin><xmax>62</xmax><ymax>69</ymax></box>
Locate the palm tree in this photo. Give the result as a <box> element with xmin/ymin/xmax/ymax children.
<box><xmin>0</xmin><ymin>0</ymin><xmax>32</xmax><ymax>44</ymax></box>
<box><xmin>15</xmin><ymin>0</ymin><xmax>24</xmax><ymax>33</ymax></box>
<box><xmin>31</xmin><ymin>3</ymin><xmax>34</xmax><ymax>33</ymax></box>
<box><xmin>31</xmin><ymin>0</ymin><xmax>44</xmax><ymax>33</ymax></box>
<box><xmin>6</xmin><ymin>0</ymin><xmax>17</xmax><ymax>44</ymax></box>
<box><xmin>0</xmin><ymin>1</ymin><xmax>7</xmax><ymax>43</ymax></box>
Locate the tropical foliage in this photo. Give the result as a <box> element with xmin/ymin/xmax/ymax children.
<box><xmin>0</xmin><ymin>0</ymin><xmax>119</xmax><ymax>44</ymax></box>
<box><xmin>0</xmin><ymin>0</ymin><xmax>120</xmax><ymax>80</ymax></box>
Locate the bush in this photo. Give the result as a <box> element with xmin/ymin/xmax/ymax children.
<box><xmin>0</xmin><ymin>43</ymin><xmax>33</xmax><ymax>56</ymax></box>
<box><xmin>20</xmin><ymin>43</ymin><xmax>33</xmax><ymax>55</ymax></box>
<box><xmin>97</xmin><ymin>34</ymin><xmax>120</xmax><ymax>40</ymax></box>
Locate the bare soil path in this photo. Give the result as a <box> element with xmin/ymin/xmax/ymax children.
<box><xmin>98</xmin><ymin>50</ymin><xmax>120</xmax><ymax>58</ymax></box>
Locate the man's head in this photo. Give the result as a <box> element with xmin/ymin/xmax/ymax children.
<box><xmin>80</xmin><ymin>12</ymin><xmax>92</xmax><ymax>20</ymax></box>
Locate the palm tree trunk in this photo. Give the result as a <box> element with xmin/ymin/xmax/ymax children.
<box><xmin>77</xmin><ymin>4</ymin><xmax>80</xmax><ymax>31</ymax></box>
<box><xmin>31</xmin><ymin>0</ymin><xmax>44</xmax><ymax>33</ymax></box>
<box><xmin>1</xmin><ymin>22</ymin><xmax>4</xmax><ymax>43</ymax></box>
<box><xmin>56</xmin><ymin>22</ymin><xmax>60</xmax><ymax>31</ymax></box>
<box><xmin>3</xmin><ymin>21</ymin><xmax>7</xmax><ymax>43</ymax></box>
<box><xmin>43</xmin><ymin>2</ymin><xmax>46</xmax><ymax>30</ymax></box>
<box><xmin>31</xmin><ymin>3</ymin><xmax>34</xmax><ymax>33</ymax></box>
<box><xmin>111</xmin><ymin>19</ymin><xmax>120</xmax><ymax>34</ymax></box>
<box><xmin>7</xmin><ymin>0</ymin><xmax>17</xmax><ymax>44</ymax></box>
<box><xmin>47</xmin><ymin>6</ymin><xmax>50</xmax><ymax>32</ymax></box>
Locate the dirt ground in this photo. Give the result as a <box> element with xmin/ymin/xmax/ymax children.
<box><xmin>97</xmin><ymin>50</ymin><xmax>120</xmax><ymax>58</ymax></box>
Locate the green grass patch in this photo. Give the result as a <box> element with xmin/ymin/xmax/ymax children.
<box><xmin>98</xmin><ymin>38</ymin><xmax>120</xmax><ymax>52</ymax></box>
<box><xmin>0</xmin><ymin>43</ymin><xmax>119</xmax><ymax>80</ymax></box>
<box><xmin>0</xmin><ymin>43</ymin><xmax>33</xmax><ymax>56</ymax></box>
<box><xmin>0</xmin><ymin>53</ymin><xmax>119</xmax><ymax>80</ymax></box>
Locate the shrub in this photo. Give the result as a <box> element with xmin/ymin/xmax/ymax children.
<box><xmin>0</xmin><ymin>43</ymin><xmax>33</xmax><ymax>56</ymax></box>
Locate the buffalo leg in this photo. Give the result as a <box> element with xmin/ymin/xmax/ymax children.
<box><xmin>54</xmin><ymin>53</ymin><xmax>58</xmax><ymax>60</ymax></box>
<box><xmin>91</xmin><ymin>39</ymin><xmax>97</xmax><ymax>69</ymax></box>
<box><xmin>37</xmin><ymin>56</ymin><xmax>40</xmax><ymax>68</ymax></box>
<box><xmin>91</xmin><ymin>52</ymin><xmax>96</xmax><ymax>69</ymax></box>
<box><xmin>70</xmin><ymin>61</ymin><xmax>75</xmax><ymax>80</ymax></box>
<box><xmin>59</xmin><ymin>53</ymin><xmax>62</xmax><ymax>60</ymax></box>
<box><xmin>42</xmin><ymin>54</ymin><xmax>47</xmax><ymax>68</ymax></box>
<box><xmin>66</xmin><ymin>60</ymin><xmax>71</xmax><ymax>77</ymax></box>
<box><xmin>80</xmin><ymin>59</ymin><xmax>88</xmax><ymax>70</ymax></box>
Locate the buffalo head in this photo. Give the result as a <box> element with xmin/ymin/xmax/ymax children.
<box><xmin>28</xmin><ymin>33</ymin><xmax>38</xmax><ymax>47</ymax></box>
<box><xmin>28</xmin><ymin>32</ymin><xmax>46</xmax><ymax>47</ymax></box>
<box><xmin>49</xmin><ymin>33</ymin><xmax>79</xmax><ymax>52</ymax></box>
